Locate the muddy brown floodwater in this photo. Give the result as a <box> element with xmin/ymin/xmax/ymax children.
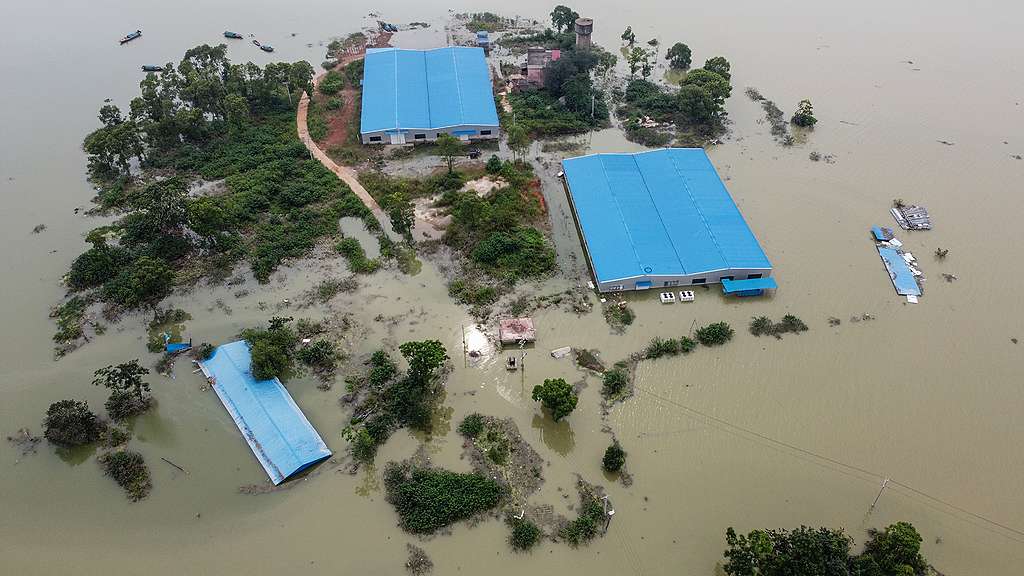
<box><xmin>2</xmin><ymin>1</ymin><xmax>1024</xmax><ymax>574</ymax></box>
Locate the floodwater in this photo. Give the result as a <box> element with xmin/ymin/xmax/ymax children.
<box><xmin>2</xmin><ymin>1</ymin><xmax>1024</xmax><ymax>574</ymax></box>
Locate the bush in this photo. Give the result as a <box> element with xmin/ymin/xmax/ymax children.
<box><xmin>326</xmin><ymin>96</ymin><xmax>343</xmax><ymax>110</ymax></box>
<box><xmin>485</xmin><ymin>155</ymin><xmax>503</xmax><ymax>174</ymax></box>
<box><xmin>679</xmin><ymin>336</ymin><xmax>697</xmax><ymax>353</ymax></box>
<box><xmin>368</xmin><ymin>350</ymin><xmax>398</xmax><ymax>387</ymax></box>
<box><xmin>297</xmin><ymin>339</ymin><xmax>337</xmax><ymax>369</ymax></box>
<box><xmin>43</xmin><ymin>399</ymin><xmax>102</xmax><ymax>446</ymax></box>
<box><xmin>319</xmin><ymin>70</ymin><xmax>345</xmax><ymax>95</ymax></box>
<box><xmin>750</xmin><ymin>316</ymin><xmax>773</xmax><ymax>336</ymax></box>
<box><xmin>602</xmin><ymin>363</ymin><xmax>630</xmax><ymax>398</ymax></box>
<box><xmin>644</xmin><ymin>336</ymin><xmax>682</xmax><ymax>359</ymax></box>
<box><xmin>562</xmin><ymin>494</ymin><xmax>605</xmax><ymax>546</ymax></box>
<box><xmin>98</xmin><ymin>449</ymin><xmax>152</xmax><ymax>501</ymax></box>
<box><xmin>349</xmin><ymin>427</ymin><xmax>377</xmax><ymax>463</ymax></box>
<box><xmin>470</xmin><ymin>227</ymin><xmax>556</xmax><ymax>280</ymax></box>
<box><xmin>195</xmin><ymin>342</ymin><xmax>215</xmax><ymax>360</ymax></box>
<box><xmin>336</xmin><ymin>237</ymin><xmax>381</xmax><ymax>274</ymax></box>
<box><xmin>509</xmin><ymin>517</ymin><xmax>542</xmax><ymax>551</ymax></box>
<box><xmin>67</xmin><ymin>244</ymin><xmax>130</xmax><ymax>290</ymax></box>
<box><xmin>457</xmin><ymin>413</ymin><xmax>485</xmax><ymax>438</ymax></box>
<box><xmin>103</xmin><ymin>256</ymin><xmax>174</xmax><ymax>308</ymax></box>
<box><xmin>383</xmin><ymin>462</ymin><xmax>503</xmax><ymax>533</ymax></box>
<box><xmin>242</xmin><ymin>316</ymin><xmax>298</xmax><ymax>381</ymax></box>
<box><xmin>531</xmin><ymin>378</ymin><xmax>578</xmax><ymax>421</ymax></box>
<box><xmin>776</xmin><ymin>314</ymin><xmax>808</xmax><ymax>334</ymax></box>
<box><xmin>602</xmin><ymin>441</ymin><xmax>626</xmax><ymax>472</ymax></box>
<box><xmin>695</xmin><ymin>322</ymin><xmax>734</xmax><ymax>346</ymax></box>
<box><xmin>104</xmin><ymin>389</ymin><xmax>150</xmax><ymax>421</ymax></box>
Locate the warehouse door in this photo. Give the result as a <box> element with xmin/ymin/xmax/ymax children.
<box><xmin>389</xmin><ymin>133</ymin><xmax>406</xmax><ymax>145</ymax></box>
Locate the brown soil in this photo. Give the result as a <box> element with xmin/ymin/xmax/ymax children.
<box><xmin>315</xmin><ymin>30</ymin><xmax>393</xmax><ymax>150</ymax></box>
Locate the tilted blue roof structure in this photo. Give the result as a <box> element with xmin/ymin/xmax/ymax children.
<box><xmin>200</xmin><ymin>341</ymin><xmax>331</xmax><ymax>484</ymax></box>
<box><xmin>561</xmin><ymin>149</ymin><xmax>772</xmax><ymax>288</ymax></box>
<box><xmin>877</xmin><ymin>247</ymin><xmax>922</xmax><ymax>296</ymax></box>
<box><xmin>360</xmin><ymin>47</ymin><xmax>499</xmax><ymax>134</ymax></box>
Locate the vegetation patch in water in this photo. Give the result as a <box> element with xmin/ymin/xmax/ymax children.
<box><xmin>695</xmin><ymin>321</ymin><xmax>734</xmax><ymax>346</ymax></box>
<box><xmin>43</xmin><ymin>399</ymin><xmax>102</xmax><ymax>447</ymax></box>
<box><xmin>98</xmin><ymin>449</ymin><xmax>152</xmax><ymax>501</ymax></box>
<box><xmin>383</xmin><ymin>460</ymin><xmax>503</xmax><ymax>534</ymax></box>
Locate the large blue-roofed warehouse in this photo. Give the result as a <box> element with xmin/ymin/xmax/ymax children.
<box><xmin>360</xmin><ymin>47</ymin><xmax>500</xmax><ymax>145</ymax></box>
<box><xmin>561</xmin><ymin>149</ymin><xmax>773</xmax><ymax>293</ymax></box>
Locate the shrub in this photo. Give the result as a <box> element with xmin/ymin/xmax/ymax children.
<box><xmin>297</xmin><ymin>339</ymin><xmax>337</xmax><ymax>369</ymax></box>
<box><xmin>562</xmin><ymin>494</ymin><xmax>605</xmax><ymax>546</ymax></box>
<box><xmin>509</xmin><ymin>517</ymin><xmax>542</xmax><ymax>551</ymax></box>
<box><xmin>336</xmin><ymin>237</ymin><xmax>381</xmax><ymax>274</ymax></box>
<box><xmin>195</xmin><ymin>342</ymin><xmax>215</xmax><ymax>360</ymax></box>
<box><xmin>383</xmin><ymin>462</ymin><xmax>503</xmax><ymax>534</ymax></box>
<box><xmin>679</xmin><ymin>336</ymin><xmax>697</xmax><ymax>353</ymax></box>
<box><xmin>750</xmin><ymin>316</ymin><xmax>773</xmax><ymax>336</ymax></box>
<box><xmin>368</xmin><ymin>350</ymin><xmax>398</xmax><ymax>387</ymax></box>
<box><xmin>319</xmin><ymin>70</ymin><xmax>345</xmax><ymax>95</ymax></box>
<box><xmin>471</xmin><ymin>227</ymin><xmax>556</xmax><ymax>279</ymax></box>
<box><xmin>644</xmin><ymin>336</ymin><xmax>682</xmax><ymax>359</ymax></box>
<box><xmin>457</xmin><ymin>413</ymin><xmax>485</xmax><ymax>438</ymax></box>
<box><xmin>776</xmin><ymin>314</ymin><xmax>809</xmax><ymax>334</ymax></box>
<box><xmin>602</xmin><ymin>363</ymin><xmax>630</xmax><ymax>398</ymax></box>
<box><xmin>242</xmin><ymin>316</ymin><xmax>298</xmax><ymax>381</ymax></box>
<box><xmin>98</xmin><ymin>449</ymin><xmax>152</xmax><ymax>501</ymax></box>
<box><xmin>43</xmin><ymin>399</ymin><xmax>102</xmax><ymax>446</ymax></box>
<box><xmin>602</xmin><ymin>441</ymin><xmax>627</xmax><ymax>472</ymax></box>
<box><xmin>531</xmin><ymin>378</ymin><xmax>578</xmax><ymax>421</ymax></box>
<box><xmin>695</xmin><ymin>322</ymin><xmax>734</xmax><ymax>346</ymax></box>
<box><xmin>326</xmin><ymin>96</ymin><xmax>343</xmax><ymax>110</ymax></box>
<box><xmin>349</xmin><ymin>427</ymin><xmax>377</xmax><ymax>463</ymax></box>
<box><xmin>791</xmin><ymin>99</ymin><xmax>817</xmax><ymax>127</ymax></box>
<box><xmin>486</xmin><ymin>155</ymin><xmax>503</xmax><ymax>173</ymax></box>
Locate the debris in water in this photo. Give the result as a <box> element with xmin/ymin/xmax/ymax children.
<box><xmin>934</xmin><ymin>247</ymin><xmax>949</xmax><ymax>259</ymax></box>
<box><xmin>828</xmin><ymin>317</ymin><xmax>841</xmax><ymax>327</ymax></box>
<box><xmin>7</xmin><ymin>428</ymin><xmax>41</xmax><ymax>459</ymax></box>
<box><xmin>1012</xmin><ymin>154</ymin><xmax>1022</xmax><ymax>160</ymax></box>
<box><xmin>891</xmin><ymin>204</ymin><xmax>932</xmax><ymax>230</ymax></box>
<box><xmin>937</xmin><ymin>140</ymin><xmax>955</xmax><ymax>146</ymax></box>
<box><xmin>31</xmin><ymin>224</ymin><xmax>46</xmax><ymax>234</ymax></box>
<box><xmin>942</xmin><ymin>273</ymin><xmax>958</xmax><ymax>282</ymax></box>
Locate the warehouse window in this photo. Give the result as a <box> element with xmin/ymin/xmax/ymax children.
<box><xmin>369</xmin><ymin>136</ymin><xmax>382</xmax><ymax>142</ymax></box>
<box><xmin>414</xmin><ymin>133</ymin><xmax>426</xmax><ymax>140</ymax></box>
<box><xmin>608</xmin><ymin>285</ymin><xmax>623</xmax><ymax>291</ymax></box>
<box><xmin>663</xmin><ymin>280</ymin><xmax>679</xmax><ymax>287</ymax></box>
<box><xmin>747</xmin><ymin>273</ymin><xmax>762</xmax><ymax>279</ymax></box>
<box><xmin>480</xmin><ymin>130</ymin><xmax>492</xmax><ymax>135</ymax></box>
<box><xmin>692</xmin><ymin>278</ymin><xmax>706</xmax><ymax>284</ymax></box>
<box><xmin>720</xmin><ymin>276</ymin><xmax>734</xmax><ymax>281</ymax></box>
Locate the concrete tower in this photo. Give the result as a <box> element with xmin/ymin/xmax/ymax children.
<box><xmin>574</xmin><ymin>17</ymin><xmax>593</xmax><ymax>49</ymax></box>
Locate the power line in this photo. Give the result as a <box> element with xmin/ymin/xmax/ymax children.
<box><xmin>632</xmin><ymin>385</ymin><xmax>1024</xmax><ymax>544</ymax></box>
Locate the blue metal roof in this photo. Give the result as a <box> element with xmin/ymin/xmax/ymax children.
<box><xmin>200</xmin><ymin>341</ymin><xmax>332</xmax><ymax>485</ymax></box>
<box><xmin>562</xmin><ymin>149</ymin><xmax>772</xmax><ymax>283</ymax></box>
<box><xmin>360</xmin><ymin>47</ymin><xmax>499</xmax><ymax>134</ymax></box>
<box><xmin>877</xmin><ymin>247</ymin><xmax>922</xmax><ymax>296</ymax></box>
<box><xmin>722</xmin><ymin>277</ymin><xmax>778</xmax><ymax>293</ymax></box>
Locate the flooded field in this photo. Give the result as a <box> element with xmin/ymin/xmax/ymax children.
<box><xmin>2</xmin><ymin>1</ymin><xmax>1023</xmax><ymax>574</ymax></box>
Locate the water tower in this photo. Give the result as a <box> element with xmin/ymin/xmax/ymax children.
<box><xmin>574</xmin><ymin>17</ymin><xmax>593</xmax><ymax>49</ymax></box>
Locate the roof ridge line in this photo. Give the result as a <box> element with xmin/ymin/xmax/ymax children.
<box><xmin>450</xmin><ymin>47</ymin><xmax>466</xmax><ymax>127</ymax></box>
<box><xmin>666</xmin><ymin>151</ymin><xmax>731</xmax><ymax>270</ymax></box>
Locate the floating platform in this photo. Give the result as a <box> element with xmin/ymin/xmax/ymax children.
<box><xmin>499</xmin><ymin>317</ymin><xmax>536</xmax><ymax>345</ymax></box>
<box><xmin>891</xmin><ymin>205</ymin><xmax>931</xmax><ymax>230</ymax></box>
<box><xmin>877</xmin><ymin>247</ymin><xmax>922</xmax><ymax>296</ymax></box>
<box><xmin>199</xmin><ymin>341</ymin><xmax>331</xmax><ymax>484</ymax></box>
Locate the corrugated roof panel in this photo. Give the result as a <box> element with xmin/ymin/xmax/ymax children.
<box><xmin>562</xmin><ymin>149</ymin><xmax>772</xmax><ymax>283</ymax></box>
<box><xmin>360</xmin><ymin>47</ymin><xmax>499</xmax><ymax>134</ymax></box>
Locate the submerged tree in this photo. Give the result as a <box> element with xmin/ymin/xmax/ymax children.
<box><xmin>703</xmin><ymin>56</ymin><xmax>732</xmax><ymax>81</ymax></box>
<box><xmin>791</xmin><ymin>99</ymin><xmax>818</xmax><ymax>127</ymax></box>
<box><xmin>550</xmin><ymin>5</ymin><xmax>580</xmax><ymax>33</ymax></box>
<box><xmin>399</xmin><ymin>339</ymin><xmax>449</xmax><ymax>384</ymax></box>
<box><xmin>531</xmin><ymin>378</ymin><xmax>578</xmax><ymax>421</ymax></box>
<box><xmin>93</xmin><ymin>360</ymin><xmax>152</xmax><ymax>420</ymax></box>
<box><xmin>666</xmin><ymin>42</ymin><xmax>692</xmax><ymax>70</ymax></box>
<box><xmin>621</xmin><ymin>26</ymin><xmax>636</xmax><ymax>46</ymax></box>
<box><xmin>602</xmin><ymin>440</ymin><xmax>627</xmax><ymax>472</ymax></box>
<box><xmin>43</xmin><ymin>399</ymin><xmax>102</xmax><ymax>446</ymax></box>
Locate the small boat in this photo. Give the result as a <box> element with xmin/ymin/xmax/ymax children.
<box><xmin>141</xmin><ymin>65</ymin><xmax>164</xmax><ymax>72</ymax></box>
<box><xmin>260</xmin><ymin>44</ymin><xmax>274</xmax><ymax>53</ymax></box>
<box><xmin>224</xmin><ymin>31</ymin><xmax>243</xmax><ymax>39</ymax></box>
<box><xmin>252</xmin><ymin>39</ymin><xmax>261</xmax><ymax>47</ymax></box>
<box><xmin>505</xmin><ymin>356</ymin><xmax>518</xmax><ymax>371</ymax></box>
<box><xmin>120</xmin><ymin>30</ymin><xmax>142</xmax><ymax>45</ymax></box>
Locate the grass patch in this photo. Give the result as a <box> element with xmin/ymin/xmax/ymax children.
<box><xmin>383</xmin><ymin>461</ymin><xmax>503</xmax><ymax>534</ymax></box>
<box><xmin>336</xmin><ymin>237</ymin><xmax>381</xmax><ymax>274</ymax></box>
<box><xmin>561</xmin><ymin>490</ymin><xmax>605</xmax><ymax>546</ymax></box>
<box><xmin>509</xmin><ymin>517</ymin><xmax>543</xmax><ymax>551</ymax></box>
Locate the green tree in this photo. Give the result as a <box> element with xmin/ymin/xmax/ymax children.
<box><xmin>384</xmin><ymin>191</ymin><xmax>415</xmax><ymax>238</ymax></box>
<box><xmin>103</xmin><ymin>256</ymin><xmax>175</xmax><ymax>308</ymax></box>
<box><xmin>224</xmin><ymin>92</ymin><xmax>250</xmax><ymax>129</ymax></box>
<box><xmin>704</xmin><ymin>56</ymin><xmax>732</xmax><ymax>81</ymax></box>
<box><xmin>531</xmin><ymin>378</ymin><xmax>578</xmax><ymax>421</ymax></box>
<box><xmin>791</xmin><ymin>99</ymin><xmax>817</xmax><ymax>127</ymax></box>
<box><xmin>435</xmin><ymin>133</ymin><xmax>462</xmax><ymax>173</ymax></box>
<box><xmin>602</xmin><ymin>440</ymin><xmax>626</xmax><ymax>472</ymax></box>
<box><xmin>666</xmin><ymin>42</ymin><xmax>692</xmax><ymax>69</ymax></box>
<box><xmin>677</xmin><ymin>84</ymin><xmax>718</xmax><ymax>124</ymax></box>
<box><xmin>243</xmin><ymin>316</ymin><xmax>298</xmax><ymax>381</ymax></box>
<box><xmin>682</xmin><ymin>69</ymin><xmax>732</xmax><ymax>106</ymax></box>
<box><xmin>723</xmin><ymin>526</ymin><xmax>853</xmax><ymax>576</ymax></box>
<box><xmin>621</xmin><ymin>26</ymin><xmax>636</xmax><ymax>46</ymax></box>
<box><xmin>626</xmin><ymin>46</ymin><xmax>647</xmax><ymax>79</ymax></box>
<box><xmin>83</xmin><ymin>105</ymin><xmax>143</xmax><ymax>179</ymax></box>
<box><xmin>67</xmin><ymin>244</ymin><xmax>130</xmax><ymax>290</ymax></box>
<box><xmin>42</xmin><ymin>399</ymin><xmax>102</xmax><ymax>446</ymax></box>
<box><xmin>93</xmin><ymin>359</ymin><xmax>151</xmax><ymax>403</ymax></box>
<box><xmin>399</xmin><ymin>340</ymin><xmax>449</xmax><ymax>383</ymax></box>
<box><xmin>858</xmin><ymin>522</ymin><xmax>928</xmax><ymax>576</ymax></box>
<box><xmin>550</xmin><ymin>5</ymin><xmax>580</xmax><ymax>33</ymax></box>
<box><xmin>506</xmin><ymin>124</ymin><xmax>530</xmax><ymax>162</ymax></box>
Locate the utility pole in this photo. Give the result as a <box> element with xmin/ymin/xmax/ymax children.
<box><xmin>869</xmin><ymin>478</ymin><xmax>890</xmax><ymax>512</ymax></box>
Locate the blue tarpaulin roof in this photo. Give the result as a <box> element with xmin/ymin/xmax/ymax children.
<box><xmin>561</xmin><ymin>149</ymin><xmax>772</xmax><ymax>283</ymax></box>
<box><xmin>722</xmin><ymin>277</ymin><xmax>778</xmax><ymax>293</ymax></box>
<box><xmin>200</xmin><ymin>341</ymin><xmax>331</xmax><ymax>484</ymax></box>
<box><xmin>360</xmin><ymin>47</ymin><xmax>499</xmax><ymax>134</ymax></box>
<box><xmin>877</xmin><ymin>247</ymin><xmax>922</xmax><ymax>296</ymax></box>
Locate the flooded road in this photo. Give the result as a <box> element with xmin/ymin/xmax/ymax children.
<box><xmin>2</xmin><ymin>1</ymin><xmax>1023</xmax><ymax>574</ymax></box>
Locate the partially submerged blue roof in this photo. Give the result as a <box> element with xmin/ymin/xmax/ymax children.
<box><xmin>201</xmin><ymin>341</ymin><xmax>331</xmax><ymax>484</ymax></box>
<box><xmin>877</xmin><ymin>247</ymin><xmax>922</xmax><ymax>296</ymax></box>
<box><xmin>562</xmin><ymin>149</ymin><xmax>771</xmax><ymax>283</ymax></box>
<box><xmin>360</xmin><ymin>47</ymin><xmax>499</xmax><ymax>133</ymax></box>
<box><xmin>722</xmin><ymin>277</ymin><xmax>778</xmax><ymax>293</ymax></box>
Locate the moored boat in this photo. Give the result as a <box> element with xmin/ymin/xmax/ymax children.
<box><xmin>224</xmin><ymin>31</ymin><xmax>243</xmax><ymax>39</ymax></box>
<box><xmin>259</xmin><ymin>44</ymin><xmax>274</xmax><ymax>52</ymax></box>
<box><xmin>120</xmin><ymin>30</ymin><xmax>142</xmax><ymax>44</ymax></box>
<box><xmin>141</xmin><ymin>65</ymin><xmax>164</xmax><ymax>72</ymax></box>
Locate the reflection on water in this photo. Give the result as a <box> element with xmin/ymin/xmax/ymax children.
<box><xmin>55</xmin><ymin>443</ymin><xmax>97</xmax><ymax>467</ymax></box>
<box><xmin>132</xmin><ymin>405</ymin><xmax>178</xmax><ymax>447</ymax></box>
<box><xmin>531</xmin><ymin>413</ymin><xmax>575</xmax><ymax>456</ymax></box>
